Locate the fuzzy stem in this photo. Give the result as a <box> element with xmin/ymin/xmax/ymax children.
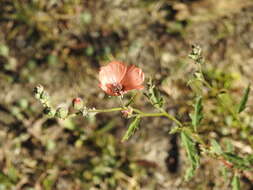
<box><xmin>131</xmin><ymin>111</ymin><xmax>182</xmax><ymax>126</ymax></box>
<box><xmin>89</xmin><ymin>107</ymin><xmax>125</xmax><ymax>113</ymax></box>
<box><xmin>69</xmin><ymin>107</ymin><xmax>182</xmax><ymax>127</ymax></box>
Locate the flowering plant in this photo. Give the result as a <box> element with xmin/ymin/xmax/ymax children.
<box><xmin>34</xmin><ymin>45</ymin><xmax>253</xmax><ymax>187</ymax></box>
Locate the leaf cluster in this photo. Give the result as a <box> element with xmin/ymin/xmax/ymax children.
<box><xmin>144</xmin><ymin>79</ymin><xmax>164</xmax><ymax>109</ymax></box>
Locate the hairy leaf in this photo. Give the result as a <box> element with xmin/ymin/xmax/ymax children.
<box><xmin>245</xmin><ymin>154</ymin><xmax>253</xmax><ymax>165</ymax></box>
<box><xmin>232</xmin><ymin>175</ymin><xmax>240</xmax><ymax>190</ymax></box>
<box><xmin>188</xmin><ymin>78</ymin><xmax>204</xmax><ymax>95</ymax></box>
<box><xmin>122</xmin><ymin>116</ymin><xmax>141</xmax><ymax>142</ymax></box>
<box><xmin>237</xmin><ymin>84</ymin><xmax>250</xmax><ymax>113</ymax></box>
<box><xmin>218</xmin><ymin>92</ymin><xmax>236</xmax><ymax>115</ymax></box>
<box><xmin>223</xmin><ymin>153</ymin><xmax>248</xmax><ymax>169</ymax></box>
<box><xmin>145</xmin><ymin>79</ymin><xmax>164</xmax><ymax>109</ymax></box>
<box><xmin>181</xmin><ymin>131</ymin><xmax>200</xmax><ymax>180</ymax></box>
<box><xmin>211</xmin><ymin>139</ymin><xmax>223</xmax><ymax>155</ymax></box>
<box><xmin>190</xmin><ymin>96</ymin><xmax>203</xmax><ymax>132</ymax></box>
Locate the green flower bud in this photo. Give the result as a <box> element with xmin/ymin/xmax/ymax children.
<box><xmin>43</xmin><ymin>106</ymin><xmax>55</xmax><ymax>117</ymax></box>
<box><xmin>40</xmin><ymin>91</ymin><xmax>49</xmax><ymax>102</ymax></box>
<box><xmin>34</xmin><ymin>85</ymin><xmax>44</xmax><ymax>96</ymax></box>
<box><xmin>35</xmin><ymin>93</ymin><xmax>41</xmax><ymax>99</ymax></box>
<box><xmin>72</xmin><ymin>97</ymin><xmax>84</xmax><ymax>110</ymax></box>
<box><xmin>81</xmin><ymin>107</ymin><xmax>89</xmax><ymax>117</ymax></box>
<box><xmin>55</xmin><ymin>107</ymin><xmax>68</xmax><ymax>119</ymax></box>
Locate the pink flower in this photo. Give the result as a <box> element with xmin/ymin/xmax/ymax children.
<box><xmin>99</xmin><ymin>61</ymin><xmax>145</xmax><ymax>96</ymax></box>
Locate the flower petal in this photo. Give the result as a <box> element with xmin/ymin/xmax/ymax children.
<box><xmin>121</xmin><ymin>65</ymin><xmax>145</xmax><ymax>91</ymax></box>
<box><xmin>99</xmin><ymin>61</ymin><xmax>127</xmax><ymax>85</ymax></box>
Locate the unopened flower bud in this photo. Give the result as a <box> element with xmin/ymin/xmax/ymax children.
<box><xmin>40</xmin><ymin>91</ymin><xmax>49</xmax><ymax>102</ymax></box>
<box><xmin>43</xmin><ymin>106</ymin><xmax>55</xmax><ymax>117</ymax></box>
<box><xmin>34</xmin><ymin>93</ymin><xmax>41</xmax><ymax>99</ymax></box>
<box><xmin>55</xmin><ymin>107</ymin><xmax>68</xmax><ymax>119</ymax></box>
<box><xmin>121</xmin><ymin>108</ymin><xmax>133</xmax><ymax>118</ymax></box>
<box><xmin>81</xmin><ymin>107</ymin><xmax>88</xmax><ymax>117</ymax></box>
<box><xmin>192</xmin><ymin>45</ymin><xmax>201</xmax><ymax>56</ymax></box>
<box><xmin>72</xmin><ymin>97</ymin><xmax>84</xmax><ymax>110</ymax></box>
<box><xmin>34</xmin><ymin>84</ymin><xmax>44</xmax><ymax>95</ymax></box>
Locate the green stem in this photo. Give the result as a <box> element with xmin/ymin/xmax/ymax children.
<box><xmin>89</xmin><ymin>107</ymin><xmax>143</xmax><ymax>114</ymax></box>
<box><xmin>131</xmin><ymin>111</ymin><xmax>182</xmax><ymax>126</ymax></box>
<box><xmin>89</xmin><ymin>107</ymin><xmax>125</xmax><ymax>113</ymax></box>
<box><xmin>162</xmin><ymin>111</ymin><xmax>182</xmax><ymax>126</ymax></box>
<box><xmin>67</xmin><ymin>107</ymin><xmax>128</xmax><ymax>118</ymax></box>
<box><xmin>132</xmin><ymin>108</ymin><xmax>143</xmax><ymax>114</ymax></box>
<box><xmin>69</xmin><ymin>107</ymin><xmax>182</xmax><ymax>127</ymax></box>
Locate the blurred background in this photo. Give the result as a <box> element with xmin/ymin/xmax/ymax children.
<box><xmin>0</xmin><ymin>0</ymin><xmax>253</xmax><ymax>189</ymax></box>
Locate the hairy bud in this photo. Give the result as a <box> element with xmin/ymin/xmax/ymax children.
<box><xmin>72</xmin><ymin>97</ymin><xmax>84</xmax><ymax>110</ymax></box>
<box><xmin>55</xmin><ymin>107</ymin><xmax>68</xmax><ymax>119</ymax></box>
<box><xmin>43</xmin><ymin>106</ymin><xmax>55</xmax><ymax>117</ymax></box>
<box><xmin>34</xmin><ymin>84</ymin><xmax>44</xmax><ymax>99</ymax></box>
<box><xmin>40</xmin><ymin>91</ymin><xmax>50</xmax><ymax>102</ymax></box>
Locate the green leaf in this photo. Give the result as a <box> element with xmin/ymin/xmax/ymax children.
<box><xmin>237</xmin><ymin>84</ymin><xmax>250</xmax><ymax>113</ymax></box>
<box><xmin>232</xmin><ymin>175</ymin><xmax>240</xmax><ymax>190</ymax></box>
<box><xmin>43</xmin><ymin>174</ymin><xmax>56</xmax><ymax>190</ymax></box>
<box><xmin>181</xmin><ymin>131</ymin><xmax>200</xmax><ymax>180</ymax></box>
<box><xmin>62</xmin><ymin>119</ymin><xmax>76</xmax><ymax>130</ymax></box>
<box><xmin>225</xmin><ymin>139</ymin><xmax>234</xmax><ymax>153</ymax></box>
<box><xmin>122</xmin><ymin>116</ymin><xmax>141</xmax><ymax>142</ymax></box>
<box><xmin>211</xmin><ymin>139</ymin><xmax>223</xmax><ymax>155</ymax></box>
<box><xmin>245</xmin><ymin>154</ymin><xmax>253</xmax><ymax>165</ymax></box>
<box><xmin>7</xmin><ymin>167</ymin><xmax>19</xmax><ymax>182</ymax></box>
<box><xmin>145</xmin><ymin>79</ymin><xmax>164</xmax><ymax>109</ymax></box>
<box><xmin>223</xmin><ymin>153</ymin><xmax>248</xmax><ymax>169</ymax></box>
<box><xmin>185</xmin><ymin>167</ymin><xmax>195</xmax><ymax>181</ymax></box>
<box><xmin>190</xmin><ymin>96</ymin><xmax>203</xmax><ymax>132</ymax></box>
<box><xmin>0</xmin><ymin>172</ymin><xmax>13</xmax><ymax>185</ymax></box>
<box><xmin>188</xmin><ymin>78</ymin><xmax>204</xmax><ymax>95</ymax></box>
<box><xmin>218</xmin><ymin>92</ymin><xmax>236</xmax><ymax>114</ymax></box>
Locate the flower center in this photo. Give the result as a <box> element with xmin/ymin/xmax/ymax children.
<box><xmin>111</xmin><ymin>83</ymin><xmax>123</xmax><ymax>95</ymax></box>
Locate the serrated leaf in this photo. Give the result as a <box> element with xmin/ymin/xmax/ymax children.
<box><xmin>223</xmin><ymin>153</ymin><xmax>247</xmax><ymax>169</ymax></box>
<box><xmin>122</xmin><ymin>116</ymin><xmax>141</xmax><ymax>142</ymax></box>
<box><xmin>188</xmin><ymin>78</ymin><xmax>204</xmax><ymax>95</ymax></box>
<box><xmin>225</xmin><ymin>139</ymin><xmax>234</xmax><ymax>153</ymax></box>
<box><xmin>181</xmin><ymin>131</ymin><xmax>200</xmax><ymax>180</ymax></box>
<box><xmin>145</xmin><ymin>79</ymin><xmax>164</xmax><ymax>109</ymax></box>
<box><xmin>232</xmin><ymin>175</ymin><xmax>240</xmax><ymax>190</ymax></box>
<box><xmin>190</xmin><ymin>96</ymin><xmax>203</xmax><ymax>132</ymax></box>
<box><xmin>218</xmin><ymin>92</ymin><xmax>236</xmax><ymax>114</ymax></box>
<box><xmin>245</xmin><ymin>154</ymin><xmax>253</xmax><ymax>165</ymax></box>
<box><xmin>211</xmin><ymin>139</ymin><xmax>223</xmax><ymax>155</ymax></box>
<box><xmin>185</xmin><ymin>167</ymin><xmax>195</xmax><ymax>181</ymax></box>
<box><xmin>237</xmin><ymin>84</ymin><xmax>250</xmax><ymax>113</ymax></box>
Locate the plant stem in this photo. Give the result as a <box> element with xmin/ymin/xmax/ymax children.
<box><xmin>69</xmin><ymin>107</ymin><xmax>182</xmax><ymax>127</ymax></box>
<box><xmin>131</xmin><ymin>111</ymin><xmax>182</xmax><ymax>126</ymax></box>
<box><xmin>89</xmin><ymin>107</ymin><xmax>143</xmax><ymax>114</ymax></box>
<box><xmin>89</xmin><ymin>107</ymin><xmax>125</xmax><ymax>113</ymax></box>
<box><xmin>162</xmin><ymin>111</ymin><xmax>182</xmax><ymax>126</ymax></box>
